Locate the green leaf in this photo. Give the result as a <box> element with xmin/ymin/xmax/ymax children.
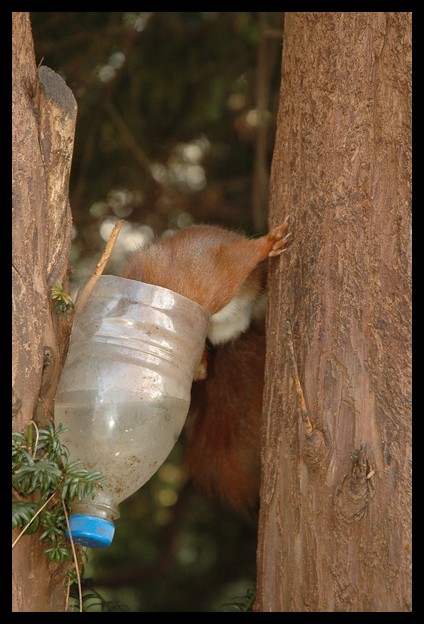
<box><xmin>36</xmin><ymin>421</ymin><xmax>69</xmax><ymax>464</ymax></box>
<box><xmin>12</xmin><ymin>431</ymin><xmax>34</xmax><ymax>471</ymax></box>
<box><xmin>44</xmin><ymin>538</ymin><xmax>72</xmax><ymax>563</ymax></box>
<box><xmin>62</xmin><ymin>462</ymin><xmax>105</xmax><ymax>502</ymax></box>
<box><xmin>39</xmin><ymin>506</ymin><xmax>66</xmax><ymax>541</ymax></box>
<box><xmin>13</xmin><ymin>460</ymin><xmax>62</xmax><ymax>496</ymax></box>
<box><xmin>51</xmin><ymin>280</ymin><xmax>75</xmax><ymax>315</ymax></box>
<box><xmin>12</xmin><ymin>501</ymin><xmax>40</xmax><ymax>533</ymax></box>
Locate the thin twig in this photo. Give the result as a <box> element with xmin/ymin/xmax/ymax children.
<box><xmin>65</xmin><ymin>576</ymin><xmax>71</xmax><ymax>612</ymax></box>
<box><xmin>62</xmin><ymin>499</ymin><xmax>83</xmax><ymax>612</ymax></box>
<box><xmin>29</xmin><ymin>420</ymin><xmax>40</xmax><ymax>459</ymax></box>
<box><xmin>94</xmin><ymin>219</ymin><xmax>124</xmax><ymax>277</ymax></box>
<box><xmin>12</xmin><ymin>491</ymin><xmax>56</xmax><ymax>548</ymax></box>
<box><xmin>75</xmin><ymin>219</ymin><xmax>124</xmax><ymax>314</ymax></box>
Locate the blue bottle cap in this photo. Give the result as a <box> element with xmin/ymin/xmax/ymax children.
<box><xmin>67</xmin><ymin>514</ymin><xmax>115</xmax><ymax>549</ymax></box>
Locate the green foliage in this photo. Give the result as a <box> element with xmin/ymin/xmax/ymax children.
<box><xmin>12</xmin><ymin>421</ymin><xmax>104</xmax><ymax>563</ymax></box>
<box><xmin>223</xmin><ymin>586</ymin><xmax>256</xmax><ymax>612</ymax></box>
<box><xmin>11</xmin><ymin>501</ymin><xmax>41</xmax><ymax>534</ymax></box>
<box><xmin>65</xmin><ymin>567</ymin><xmax>131</xmax><ymax>612</ymax></box>
<box><xmin>68</xmin><ymin>585</ymin><xmax>132</xmax><ymax>612</ymax></box>
<box><xmin>51</xmin><ymin>280</ymin><xmax>75</xmax><ymax>315</ymax></box>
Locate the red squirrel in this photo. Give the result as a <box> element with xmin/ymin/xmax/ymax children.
<box><xmin>121</xmin><ymin>219</ymin><xmax>290</xmax><ymax>513</ymax></box>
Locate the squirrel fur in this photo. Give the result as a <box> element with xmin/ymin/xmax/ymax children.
<box><xmin>121</xmin><ymin>220</ymin><xmax>289</xmax><ymax>513</ymax></box>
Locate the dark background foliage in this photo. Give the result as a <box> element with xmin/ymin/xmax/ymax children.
<box><xmin>31</xmin><ymin>11</ymin><xmax>283</xmax><ymax>612</ymax></box>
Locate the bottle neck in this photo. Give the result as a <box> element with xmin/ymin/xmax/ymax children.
<box><xmin>72</xmin><ymin>494</ymin><xmax>120</xmax><ymax>522</ymax></box>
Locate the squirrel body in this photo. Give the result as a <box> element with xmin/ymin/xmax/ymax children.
<box><xmin>121</xmin><ymin>220</ymin><xmax>289</xmax><ymax>512</ymax></box>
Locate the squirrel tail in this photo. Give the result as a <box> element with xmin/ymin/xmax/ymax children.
<box><xmin>185</xmin><ymin>327</ymin><xmax>265</xmax><ymax>514</ymax></box>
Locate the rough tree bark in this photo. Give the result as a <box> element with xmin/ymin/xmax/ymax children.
<box><xmin>12</xmin><ymin>12</ymin><xmax>77</xmax><ymax>612</ymax></box>
<box><xmin>256</xmin><ymin>13</ymin><xmax>411</xmax><ymax>612</ymax></box>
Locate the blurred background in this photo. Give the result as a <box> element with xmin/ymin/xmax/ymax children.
<box><xmin>31</xmin><ymin>12</ymin><xmax>283</xmax><ymax>612</ymax></box>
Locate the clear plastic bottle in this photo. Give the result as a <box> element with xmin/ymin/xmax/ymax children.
<box><xmin>54</xmin><ymin>275</ymin><xmax>210</xmax><ymax>548</ymax></box>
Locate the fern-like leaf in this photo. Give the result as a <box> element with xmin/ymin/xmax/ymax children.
<box><xmin>44</xmin><ymin>537</ymin><xmax>72</xmax><ymax>562</ymax></box>
<box><xmin>12</xmin><ymin>501</ymin><xmax>40</xmax><ymax>533</ymax></box>
<box><xmin>13</xmin><ymin>460</ymin><xmax>62</xmax><ymax>497</ymax></box>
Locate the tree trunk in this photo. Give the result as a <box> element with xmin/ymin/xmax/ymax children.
<box><xmin>12</xmin><ymin>12</ymin><xmax>77</xmax><ymax>612</ymax></box>
<box><xmin>256</xmin><ymin>12</ymin><xmax>411</xmax><ymax>612</ymax></box>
